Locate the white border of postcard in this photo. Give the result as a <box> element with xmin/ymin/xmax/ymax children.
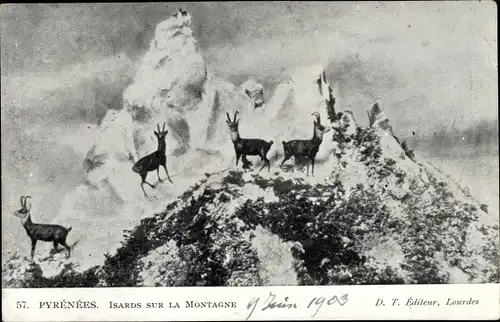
<box><xmin>2</xmin><ymin>283</ymin><xmax>499</xmax><ymax>321</ymax></box>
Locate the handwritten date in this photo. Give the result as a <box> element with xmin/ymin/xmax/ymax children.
<box><xmin>246</xmin><ymin>292</ymin><xmax>348</xmax><ymax>320</ymax></box>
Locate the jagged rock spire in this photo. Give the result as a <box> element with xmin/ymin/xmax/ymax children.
<box><xmin>316</xmin><ymin>70</ymin><xmax>337</xmax><ymax>123</ymax></box>
<box><xmin>367</xmin><ymin>98</ymin><xmax>390</xmax><ymax>131</ymax></box>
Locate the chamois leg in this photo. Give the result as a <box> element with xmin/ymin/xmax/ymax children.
<box><xmin>242</xmin><ymin>155</ymin><xmax>252</xmax><ymax>169</ymax></box>
<box><xmin>311</xmin><ymin>156</ymin><xmax>315</xmax><ymax>176</ymax></box>
<box><xmin>60</xmin><ymin>240</ymin><xmax>71</xmax><ymax>258</ymax></box>
<box><xmin>260</xmin><ymin>148</ymin><xmax>271</xmax><ymax>172</ymax></box>
<box><xmin>139</xmin><ymin>173</ymin><xmax>154</xmax><ymax>196</ymax></box>
<box><xmin>157</xmin><ymin>168</ymin><xmax>163</xmax><ymax>182</ymax></box>
<box><xmin>258</xmin><ymin>157</ymin><xmax>270</xmax><ymax>172</ymax></box>
<box><xmin>258</xmin><ymin>158</ymin><xmax>266</xmax><ymax>172</ymax></box>
<box><xmin>140</xmin><ymin>182</ymin><xmax>148</xmax><ymax>197</ymax></box>
<box><xmin>30</xmin><ymin>238</ymin><xmax>37</xmax><ymax>259</ymax></box>
<box><xmin>51</xmin><ymin>241</ymin><xmax>60</xmax><ymax>254</ymax></box>
<box><xmin>258</xmin><ymin>150</ymin><xmax>271</xmax><ymax>172</ymax></box>
<box><xmin>235</xmin><ymin>152</ymin><xmax>241</xmax><ymax>166</ymax></box>
<box><xmin>162</xmin><ymin>163</ymin><xmax>173</xmax><ymax>183</ymax></box>
<box><xmin>280</xmin><ymin>154</ymin><xmax>292</xmax><ymax>166</ymax></box>
<box><xmin>141</xmin><ymin>173</ymin><xmax>156</xmax><ymax>189</ymax></box>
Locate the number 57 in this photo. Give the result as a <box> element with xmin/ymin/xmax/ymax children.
<box><xmin>16</xmin><ymin>301</ymin><xmax>27</xmax><ymax>309</ymax></box>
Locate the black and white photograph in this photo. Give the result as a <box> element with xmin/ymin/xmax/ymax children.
<box><xmin>2</xmin><ymin>1</ymin><xmax>498</xmax><ymax>294</ymax></box>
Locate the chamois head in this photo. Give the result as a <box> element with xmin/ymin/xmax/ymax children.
<box><xmin>226</xmin><ymin>111</ymin><xmax>240</xmax><ymax>132</ymax></box>
<box><xmin>14</xmin><ymin>196</ymin><xmax>31</xmax><ymax>222</ymax></box>
<box><xmin>311</xmin><ymin>112</ymin><xmax>330</xmax><ymax>138</ymax></box>
<box><xmin>154</xmin><ymin>122</ymin><xmax>168</xmax><ymax>141</ymax></box>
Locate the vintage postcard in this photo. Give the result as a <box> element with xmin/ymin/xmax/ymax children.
<box><xmin>1</xmin><ymin>2</ymin><xmax>499</xmax><ymax>321</ymax></box>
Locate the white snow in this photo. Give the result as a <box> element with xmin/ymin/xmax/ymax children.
<box><xmin>250</xmin><ymin>226</ymin><xmax>298</xmax><ymax>286</ymax></box>
<box><xmin>241</xmin><ymin>183</ymin><xmax>279</xmax><ymax>203</ymax></box>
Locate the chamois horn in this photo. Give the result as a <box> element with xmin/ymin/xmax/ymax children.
<box><xmin>20</xmin><ymin>196</ymin><xmax>26</xmax><ymax>207</ymax></box>
<box><xmin>311</xmin><ymin>112</ymin><xmax>321</xmax><ymax>124</ymax></box>
<box><xmin>233</xmin><ymin>110</ymin><xmax>239</xmax><ymax>122</ymax></box>
<box><xmin>24</xmin><ymin>196</ymin><xmax>31</xmax><ymax>210</ymax></box>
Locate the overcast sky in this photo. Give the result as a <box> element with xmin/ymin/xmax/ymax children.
<box><xmin>1</xmin><ymin>2</ymin><xmax>497</xmax><ymax>135</ymax></box>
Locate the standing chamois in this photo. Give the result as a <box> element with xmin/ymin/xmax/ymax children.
<box><xmin>14</xmin><ymin>196</ymin><xmax>72</xmax><ymax>259</ymax></box>
<box><xmin>226</xmin><ymin>111</ymin><xmax>274</xmax><ymax>172</ymax></box>
<box><xmin>281</xmin><ymin>112</ymin><xmax>331</xmax><ymax>176</ymax></box>
<box><xmin>132</xmin><ymin>122</ymin><xmax>173</xmax><ymax>196</ymax></box>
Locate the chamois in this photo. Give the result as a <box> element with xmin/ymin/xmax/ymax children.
<box><xmin>226</xmin><ymin>111</ymin><xmax>274</xmax><ymax>172</ymax></box>
<box><xmin>280</xmin><ymin>112</ymin><xmax>331</xmax><ymax>176</ymax></box>
<box><xmin>132</xmin><ymin>122</ymin><xmax>173</xmax><ymax>196</ymax></box>
<box><xmin>14</xmin><ymin>196</ymin><xmax>72</xmax><ymax>259</ymax></box>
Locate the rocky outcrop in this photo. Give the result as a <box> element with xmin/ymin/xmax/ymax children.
<box><xmin>367</xmin><ymin>98</ymin><xmax>392</xmax><ymax>133</ymax></box>
<box><xmin>4</xmin><ymin>114</ymin><xmax>498</xmax><ymax>287</ymax></box>
<box><xmin>82</xmin><ymin>109</ymin><xmax>137</xmax><ymax>175</ymax></box>
<box><xmin>256</xmin><ymin>65</ymin><xmax>339</xmax><ymax>164</ymax></box>
<box><xmin>241</xmin><ymin>79</ymin><xmax>265</xmax><ymax>109</ymax></box>
<box><xmin>124</xmin><ymin>10</ymin><xmax>206</xmax><ymax>113</ymax></box>
<box><xmin>365</xmin><ymin>98</ymin><xmax>416</xmax><ymax>161</ymax></box>
<box><xmin>123</xmin><ymin>9</ymin><xmax>208</xmax><ymax>157</ymax></box>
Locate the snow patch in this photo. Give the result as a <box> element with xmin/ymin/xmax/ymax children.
<box><xmin>250</xmin><ymin>226</ymin><xmax>298</xmax><ymax>286</ymax></box>
<box><xmin>242</xmin><ymin>183</ymin><xmax>279</xmax><ymax>203</ymax></box>
<box><xmin>139</xmin><ymin>240</ymin><xmax>180</xmax><ymax>287</ymax></box>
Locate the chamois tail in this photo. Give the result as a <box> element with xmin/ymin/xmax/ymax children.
<box><xmin>132</xmin><ymin>163</ymin><xmax>140</xmax><ymax>173</ymax></box>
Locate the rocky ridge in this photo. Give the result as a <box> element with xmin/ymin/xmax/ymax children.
<box><xmin>4</xmin><ymin>106</ymin><xmax>498</xmax><ymax>287</ymax></box>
